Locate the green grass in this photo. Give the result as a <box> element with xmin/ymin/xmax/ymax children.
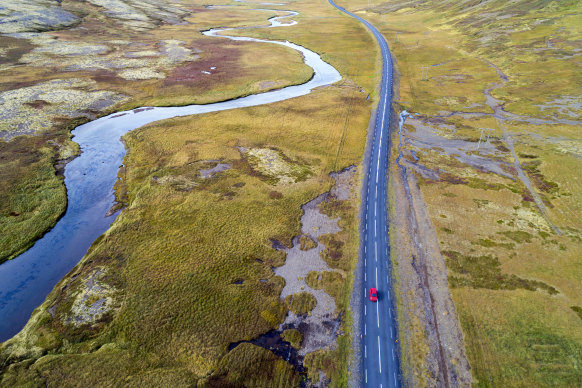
<box><xmin>455</xmin><ymin>289</ymin><xmax>582</xmax><ymax>388</ymax></box>
<box><xmin>0</xmin><ymin>132</ymin><xmax>69</xmax><ymax>263</ymax></box>
<box><xmin>285</xmin><ymin>292</ymin><xmax>317</xmax><ymax>315</ymax></box>
<box><xmin>443</xmin><ymin>250</ymin><xmax>558</xmax><ymax>294</ymax></box>
<box><xmin>281</xmin><ymin>329</ymin><xmax>303</xmax><ymax>349</ymax></box>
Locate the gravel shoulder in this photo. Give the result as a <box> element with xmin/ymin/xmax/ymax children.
<box><xmin>389</xmin><ymin>103</ymin><xmax>472</xmax><ymax>387</ymax></box>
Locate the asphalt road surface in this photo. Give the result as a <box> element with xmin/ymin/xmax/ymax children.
<box><xmin>328</xmin><ymin>1</ymin><xmax>400</xmax><ymax>386</ymax></box>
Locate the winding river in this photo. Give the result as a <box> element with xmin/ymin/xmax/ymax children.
<box><xmin>0</xmin><ymin>9</ymin><xmax>341</xmax><ymax>342</ymax></box>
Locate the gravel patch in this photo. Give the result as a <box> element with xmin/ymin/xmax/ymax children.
<box><xmin>402</xmin><ymin>117</ymin><xmax>513</xmax><ymax>178</ymax></box>
<box><xmin>199</xmin><ymin>163</ymin><xmax>231</xmax><ymax>179</ymax></box>
<box><xmin>274</xmin><ymin>167</ymin><xmax>356</xmax><ymax>359</ymax></box>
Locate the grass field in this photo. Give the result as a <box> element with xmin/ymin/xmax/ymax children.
<box><xmin>338</xmin><ymin>0</ymin><xmax>582</xmax><ymax>385</ymax></box>
<box><xmin>1</xmin><ymin>0</ymin><xmax>380</xmax><ymax>385</ymax></box>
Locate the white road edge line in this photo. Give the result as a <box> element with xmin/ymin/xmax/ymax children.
<box><xmin>378</xmin><ymin>336</ymin><xmax>382</xmax><ymax>374</ymax></box>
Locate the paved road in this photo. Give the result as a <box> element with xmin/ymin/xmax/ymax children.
<box><xmin>328</xmin><ymin>1</ymin><xmax>400</xmax><ymax>387</ymax></box>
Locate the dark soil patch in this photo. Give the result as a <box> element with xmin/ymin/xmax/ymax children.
<box><xmin>25</xmin><ymin>100</ymin><xmax>52</xmax><ymax>110</ymax></box>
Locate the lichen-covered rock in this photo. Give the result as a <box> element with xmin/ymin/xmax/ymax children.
<box><xmin>65</xmin><ymin>268</ymin><xmax>118</xmax><ymax>327</ymax></box>
<box><xmin>0</xmin><ymin>0</ymin><xmax>80</xmax><ymax>33</ymax></box>
<box><xmin>118</xmin><ymin>67</ymin><xmax>165</xmax><ymax>80</ymax></box>
<box><xmin>0</xmin><ymin>0</ymin><xmax>188</xmax><ymax>34</ymax></box>
<box><xmin>85</xmin><ymin>0</ymin><xmax>188</xmax><ymax>30</ymax></box>
<box><xmin>0</xmin><ymin>78</ymin><xmax>128</xmax><ymax>138</ymax></box>
<box><xmin>242</xmin><ymin>147</ymin><xmax>313</xmax><ymax>184</ymax></box>
<box><xmin>153</xmin><ymin>174</ymin><xmax>198</xmax><ymax>190</ymax></box>
<box><xmin>11</xmin><ymin>33</ymin><xmax>198</xmax><ymax>79</ymax></box>
<box><xmin>161</xmin><ymin>39</ymin><xmax>196</xmax><ymax>62</ymax></box>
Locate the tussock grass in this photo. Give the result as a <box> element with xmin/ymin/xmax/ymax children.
<box><xmin>299</xmin><ymin>235</ymin><xmax>317</xmax><ymax>251</ymax></box>
<box><xmin>282</xmin><ymin>329</ymin><xmax>302</xmax><ymax>349</ymax></box>
<box><xmin>0</xmin><ymin>133</ymin><xmax>68</xmax><ymax>263</ymax></box>
<box><xmin>285</xmin><ymin>292</ymin><xmax>317</xmax><ymax>315</ymax></box>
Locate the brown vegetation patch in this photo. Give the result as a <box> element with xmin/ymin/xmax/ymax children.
<box><xmin>443</xmin><ymin>250</ymin><xmax>558</xmax><ymax>294</ymax></box>
<box><xmin>0</xmin><ymin>36</ymin><xmax>34</xmax><ymax>65</ymax></box>
<box><xmin>522</xmin><ymin>159</ymin><xmax>559</xmax><ymax>194</ymax></box>
<box><xmin>269</xmin><ymin>190</ymin><xmax>283</xmax><ymax>199</ymax></box>
<box><xmin>319</xmin><ymin>234</ymin><xmax>344</xmax><ymax>267</ymax></box>
<box><xmin>164</xmin><ymin>40</ymin><xmax>241</xmax><ymax>87</ymax></box>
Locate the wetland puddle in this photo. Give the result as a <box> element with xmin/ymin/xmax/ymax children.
<box><xmin>0</xmin><ymin>8</ymin><xmax>341</xmax><ymax>342</ymax></box>
<box><xmin>230</xmin><ymin>167</ymin><xmax>355</xmax><ymax>383</ymax></box>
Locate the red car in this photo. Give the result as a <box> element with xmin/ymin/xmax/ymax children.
<box><xmin>370</xmin><ymin>287</ymin><xmax>378</xmax><ymax>302</ymax></box>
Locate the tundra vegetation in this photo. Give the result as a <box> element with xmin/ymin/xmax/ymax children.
<box><xmin>0</xmin><ymin>0</ymin><xmax>379</xmax><ymax>386</ymax></box>
<box><xmin>0</xmin><ymin>0</ymin><xmax>313</xmax><ymax>263</ymax></box>
<box><xmin>341</xmin><ymin>0</ymin><xmax>582</xmax><ymax>386</ymax></box>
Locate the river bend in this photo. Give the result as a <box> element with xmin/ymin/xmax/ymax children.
<box><xmin>0</xmin><ymin>9</ymin><xmax>341</xmax><ymax>342</ymax></box>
